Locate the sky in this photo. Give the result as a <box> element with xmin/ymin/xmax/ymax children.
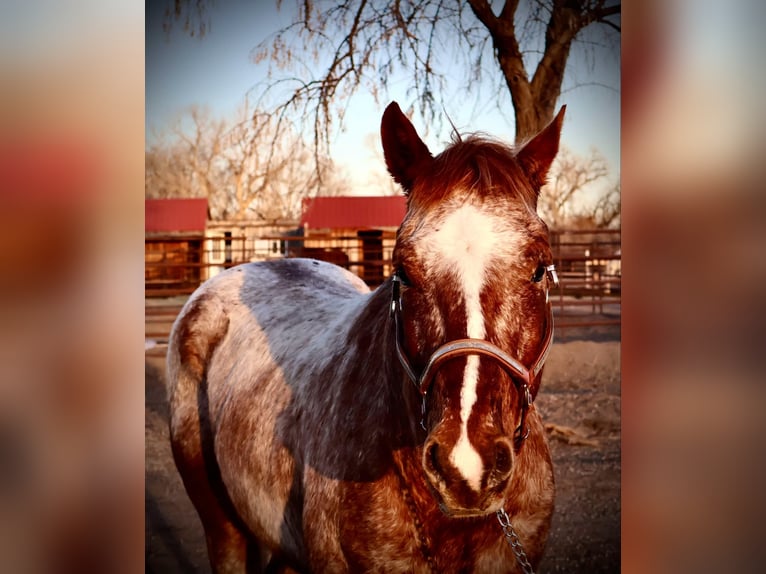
<box><xmin>146</xmin><ymin>1</ymin><xmax>620</xmax><ymax>196</ymax></box>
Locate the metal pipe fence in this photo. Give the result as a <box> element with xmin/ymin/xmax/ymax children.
<box><xmin>145</xmin><ymin>228</ymin><xmax>620</xmax><ymax>341</ymax></box>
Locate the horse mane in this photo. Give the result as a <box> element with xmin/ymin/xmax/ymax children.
<box><xmin>415</xmin><ymin>134</ymin><xmax>540</xmax><ymax>211</ymax></box>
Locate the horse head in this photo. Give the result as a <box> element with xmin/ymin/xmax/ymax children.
<box><xmin>381</xmin><ymin>102</ymin><xmax>564</xmax><ymax>517</ymax></box>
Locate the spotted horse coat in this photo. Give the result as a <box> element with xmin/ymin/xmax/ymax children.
<box><xmin>166</xmin><ymin>101</ymin><xmax>565</xmax><ymax>573</ymax></box>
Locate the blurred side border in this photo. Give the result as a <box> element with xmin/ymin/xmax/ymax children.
<box><xmin>623</xmin><ymin>0</ymin><xmax>766</xmax><ymax>572</ymax></box>
<box><xmin>0</xmin><ymin>1</ymin><xmax>144</xmax><ymax>572</ymax></box>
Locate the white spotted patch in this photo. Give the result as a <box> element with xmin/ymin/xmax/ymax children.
<box><xmin>418</xmin><ymin>201</ymin><xmax>523</xmax><ymax>491</ymax></box>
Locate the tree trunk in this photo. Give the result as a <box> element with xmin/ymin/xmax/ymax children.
<box><xmin>472</xmin><ymin>0</ymin><xmax>604</xmax><ymax>144</ymax></box>
<box><xmin>493</xmin><ymin>34</ymin><xmax>539</xmax><ymax>144</ymax></box>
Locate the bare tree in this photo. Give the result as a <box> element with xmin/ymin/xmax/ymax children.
<box><xmin>590</xmin><ymin>180</ymin><xmax>620</xmax><ymax>228</ymax></box>
<box><xmin>215</xmin><ymin>103</ymin><xmax>295</xmax><ymax>221</ymax></box>
<box><xmin>538</xmin><ymin>145</ymin><xmax>617</xmax><ymax>228</ymax></box>
<box><xmin>145</xmin><ymin>143</ymin><xmax>197</xmax><ymax>199</ymax></box>
<box><xmin>165</xmin><ymin>0</ymin><xmax>619</xmax><ymax>159</ymax></box>
<box><xmin>145</xmin><ymin>105</ymin><xmax>225</xmax><ymax>222</ymax></box>
<box><xmin>145</xmin><ymin>103</ymin><xmax>349</xmax><ymax>221</ymax></box>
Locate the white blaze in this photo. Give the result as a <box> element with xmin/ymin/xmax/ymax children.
<box><xmin>420</xmin><ymin>202</ymin><xmax>520</xmax><ymax>491</ymax></box>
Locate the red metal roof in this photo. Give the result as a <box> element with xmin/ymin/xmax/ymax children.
<box><xmin>145</xmin><ymin>198</ymin><xmax>208</xmax><ymax>233</ymax></box>
<box><xmin>300</xmin><ymin>196</ymin><xmax>406</xmax><ymax>230</ymax></box>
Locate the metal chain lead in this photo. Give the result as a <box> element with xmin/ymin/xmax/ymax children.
<box><xmin>496</xmin><ymin>509</ymin><xmax>535</xmax><ymax>574</ymax></box>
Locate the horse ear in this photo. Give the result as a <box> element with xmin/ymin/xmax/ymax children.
<box><xmin>516</xmin><ymin>105</ymin><xmax>566</xmax><ymax>190</ymax></box>
<box><xmin>381</xmin><ymin>102</ymin><xmax>432</xmax><ymax>195</ymax></box>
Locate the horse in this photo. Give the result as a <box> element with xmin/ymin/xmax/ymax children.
<box><xmin>166</xmin><ymin>101</ymin><xmax>565</xmax><ymax>573</ymax></box>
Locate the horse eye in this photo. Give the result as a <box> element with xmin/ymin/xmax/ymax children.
<box><xmin>531</xmin><ymin>264</ymin><xmax>546</xmax><ymax>283</ymax></box>
<box><xmin>396</xmin><ymin>267</ymin><xmax>412</xmax><ymax>287</ymax></box>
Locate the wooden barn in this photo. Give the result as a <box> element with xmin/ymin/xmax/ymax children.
<box><xmin>204</xmin><ymin>219</ymin><xmax>299</xmax><ymax>279</ymax></box>
<box><xmin>145</xmin><ymin>195</ymin><xmax>408</xmax><ymax>295</ymax></box>
<box><xmin>298</xmin><ymin>195</ymin><xmax>406</xmax><ymax>284</ymax></box>
<box><xmin>145</xmin><ymin>198</ymin><xmax>208</xmax><ymax>295</ymax></box>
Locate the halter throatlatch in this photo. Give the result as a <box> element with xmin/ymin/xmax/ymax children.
<box><xmin>390</xmin><ymin>268</ymin><xmax>557</xmax><ymax>448</ymax></box>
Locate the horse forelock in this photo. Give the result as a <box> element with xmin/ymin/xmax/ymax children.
<box><xmin>407</xmin><ymin>135</ymin><xmax>540</xmax><ymax>214</ymax></box>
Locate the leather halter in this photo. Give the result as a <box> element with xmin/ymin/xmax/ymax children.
<box><xmin>390</xmin><ymin>266</ymin><xmax>558</xmax><ymax>448</ymax></box>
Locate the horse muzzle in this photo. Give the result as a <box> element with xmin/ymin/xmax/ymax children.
<box><xmin>421</xmin><ymin>427</ymin><xmax>515</xmax><ymax>517</ymax></box>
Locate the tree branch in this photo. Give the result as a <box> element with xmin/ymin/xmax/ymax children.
<box><xmin>597</xmin><ymin>17</ymin><xmax>621</xmax><ymax>33</ymax></box>
<box><xmin>466</xmin><ymin>0</ymin><xmax>500</xmax><ymax>36</ymax></box>
<box><xmin>162</xmin><ymin>0</ymin><xmax>620</xmax><ymax>180</ymax></box>
<box><xmin>592</xmin><ymin>3</ymin><xmax>621</xmax><ymax>21</ymax></box>
<box><xmin>529</xmin><ymin>3</ymin><xmax>582</xmax><ymax>123</ymax></box>
<box><xmin>499</xmin><ymin>0</ymin><xmax>519</xmax><ymax>25</ymax></box>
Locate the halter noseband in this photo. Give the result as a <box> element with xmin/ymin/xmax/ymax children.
<box><xmin>390</xmin><ymin>267</ymin><xmax>558</xmax><ymax>448</ymax></box>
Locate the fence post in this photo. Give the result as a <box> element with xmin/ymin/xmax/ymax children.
<box><xmin>357</xmin><ymin>229</ymin><xmax>384</xmax><ymax>285</ymax></box>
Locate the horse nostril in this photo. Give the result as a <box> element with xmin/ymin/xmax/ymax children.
<box><xmin>494</xmin><ymin>438</ymin><xmax>513</xmax><ymax>479</ymax></box>
<box><xmin>425</xmin><ymin>441</ymin><xmax>443</xmax><ymax>478</ymax></box>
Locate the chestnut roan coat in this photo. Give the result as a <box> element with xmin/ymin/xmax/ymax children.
<box><xmin>167</xmin><ymin>102</ymin><xmax>566</xmax><ymax>573</ymax></box>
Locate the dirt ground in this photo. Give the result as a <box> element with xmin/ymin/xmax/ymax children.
<box><xmin>146</xmin><ymin>334</ymin><xmax>620</xmax><ymax>573</ymax></box>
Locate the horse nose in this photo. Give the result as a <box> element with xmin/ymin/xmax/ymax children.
<box><xmin>423</xmin><ymin>439</ymin><xmax>448</xmax><ymax>484</ymax></box>
<box><xmin>488</xmin><ymin>437</ymin><xmax>514</xmax><ymax>488</ymax></box>
<box><xmin>423</xmin><ymin>435</ymin><xmax>514</xmax><ymax>491</ymax></box>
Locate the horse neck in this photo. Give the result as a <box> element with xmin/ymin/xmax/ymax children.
<box><xmin>340</xmin><ymin>279</ymin><xmax>417</xmax><ymax>445</ymax></box>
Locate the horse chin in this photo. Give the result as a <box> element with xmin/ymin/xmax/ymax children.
<box><xmin>438</xmin><ymin>503</ymin><xmax>500</xmax><ymax>519</ymax></box>
<box><xmin>421</xmin><ymin>464</ymin><xmax>510</xmax><ymax>518</ymax></box>
<box><xmin>432</xmin><ymin>490</ymin><xmax>506</xmax><ymax>519</ymax></box>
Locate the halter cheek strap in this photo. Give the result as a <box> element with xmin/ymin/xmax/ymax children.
<box><xmin>390</xmin><ymin>268</ymin><xmax>557</xmax><ymax>448</ymax></box>
<box><xmin>391</xmin><ymin>275</ymin><xmax>419</xmax><ymax>384</ymax></box>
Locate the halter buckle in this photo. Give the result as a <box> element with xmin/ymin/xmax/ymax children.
<box><xmin>545</xmin><ymin>264</ymin><xmax>559</xmax><ymax>287</ymax></box>
<box><xmin>390</xmin><ymin>273</ymin><xmax>402</xmax><ymax>317</ymax></box>
<box><xmin>516</xmin><ymin>425</ymin><xmax>530</xmax><ymax>443</ymax></box>
<box><xmin>523</xmin><ymin>384</ymin><xmax>533</xmax><ymax>408</ymax></box>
